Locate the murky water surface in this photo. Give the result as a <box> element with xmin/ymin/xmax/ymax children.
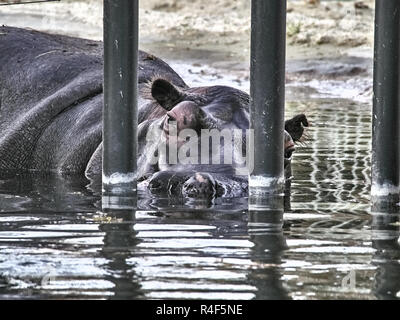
<box><xmin>0</xmin><ymin>55</ymin><xmax>399</xmax><ymax>300</ymax></box>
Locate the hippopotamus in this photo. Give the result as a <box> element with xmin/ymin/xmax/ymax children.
<box><xmin>0</xmin><ymin>27</ymin><xmax>308</xmax><ymax>199</ymax></box>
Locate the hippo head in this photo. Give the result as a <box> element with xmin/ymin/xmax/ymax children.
<box><xmin>140</xmin><ymin>78</ymin><xmax>308</xmax><ymax>198</ymax></box>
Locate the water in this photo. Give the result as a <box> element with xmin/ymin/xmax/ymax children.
<box><xmin>0</xmin><ymin>0</ymin><xmax>395</xmax><ymax>301</ymax></box>
<box><xmin>1</xmin><ymin>86</ymin><xmax>399</xmax><ymax>299</ymax></box>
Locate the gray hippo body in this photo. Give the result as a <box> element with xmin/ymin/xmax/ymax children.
<box><xmin>0</xmin><ymin>27</ymin><xmax>307</xmax><ymax>198</ymax></box>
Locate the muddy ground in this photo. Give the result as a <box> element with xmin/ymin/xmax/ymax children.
<box><xmin>0</xmin><ymin>0</ymin><xmax>375</xmax><ymax>55</ymax></box>
<box><xmin>0</xmin><ymin>0</ymin><xmax>375</xmax><ymax>100</ymax></box>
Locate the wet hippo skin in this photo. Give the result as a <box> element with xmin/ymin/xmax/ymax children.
<box><xmin>0</xmin><ymin>27</ymin><xmax>308</xmax><ymax>199</ymax></box>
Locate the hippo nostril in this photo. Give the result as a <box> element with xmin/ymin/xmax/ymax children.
<box><xmin>182</xmin><ymin>173</ymin><xmax>217</xmax><ymax>198</ymax></box>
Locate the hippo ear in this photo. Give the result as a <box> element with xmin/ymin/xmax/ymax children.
<box><xmin>284</xmin><ymin>114</ymin><xmax>309</xmax><ymax>142</ymax></box>
<box><xmin>151</xmin><ymin>79</ymin><xmax>184</xmax><ymax>111</ymax></box>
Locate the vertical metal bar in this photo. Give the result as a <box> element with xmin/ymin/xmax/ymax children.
<box><xmin>372</xmin><ymin>0</ymin><xmax>400</xmax><ymax>198</ymax></box>
<box><xmin>249</xmin><ymin>0</ymin><xmax>287</xmax><ymax>196</ymax></box>
<box><xmin>103</xmin><ymin>0</ymin><xmax>138</xmax><ymax>197</ymax></box>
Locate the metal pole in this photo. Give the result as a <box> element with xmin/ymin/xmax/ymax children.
<box><xmin>249</xmin><ymin>0</ymin><xmax>287</xmax><ymax>196</ymax></box>
<box><xmin>103</xmin><ymin>0</ymin><xmax>138</xmax><ymax>197</ymax></box>
<box><xmin>372</xmin><ymin>0</ymin><xmax>400</xmax><ymax>199</ymax></box>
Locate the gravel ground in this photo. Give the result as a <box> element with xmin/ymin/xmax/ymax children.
<box><xmin>0</xmin><ymin>0</ymin><xmax>375</xmax><ymax>60</ymax></box>
<box><xmin>0</xmin><ymin>0</ymin><xmax>375</xmax><ymax>100</ymax></box>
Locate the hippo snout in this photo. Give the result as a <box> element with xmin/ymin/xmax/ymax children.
<box><xmin>182</xmin><ymin>173</ymin><xmax>217</xmax><ymax>198</ymax></box>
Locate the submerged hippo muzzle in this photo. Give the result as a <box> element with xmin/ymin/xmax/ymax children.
<box><xmin>182</xmin><ymin>173</ymin><xmax>217</xmax><ymax>199</ymax></box>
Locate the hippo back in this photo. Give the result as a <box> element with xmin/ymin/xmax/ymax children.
<box><xmin>0</xmin><ymin>27</ymin><xmax>186</xmax><ymax>174</ymax></box>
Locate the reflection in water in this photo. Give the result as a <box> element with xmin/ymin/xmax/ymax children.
<box><xmin>1</xmin><ymin>97</ymin><xmax>399</xmax><ymax>300</ymax></box>
<box><xmin>288</xmin><ymin>99</ymin><xmax>371</xmax><ymax>214</ymax></box>
<box><xmin>371</xmin><ymin>199</ymin><xmax>400</xmax><ymax>300</ymax></box>
<box><xmin>100</xmin><ymin>207</ymin><xmax>142</xmax><ymax>300</ymax></box>
<box><xmin>0</xmin><ymin>171</ymin><xmax>99</xmax><ymax>213</ymax></box>
<box><xmin>247</xmin><ymin>203</ymin><xmax>290</xmax><ymax>300</ymax></box>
